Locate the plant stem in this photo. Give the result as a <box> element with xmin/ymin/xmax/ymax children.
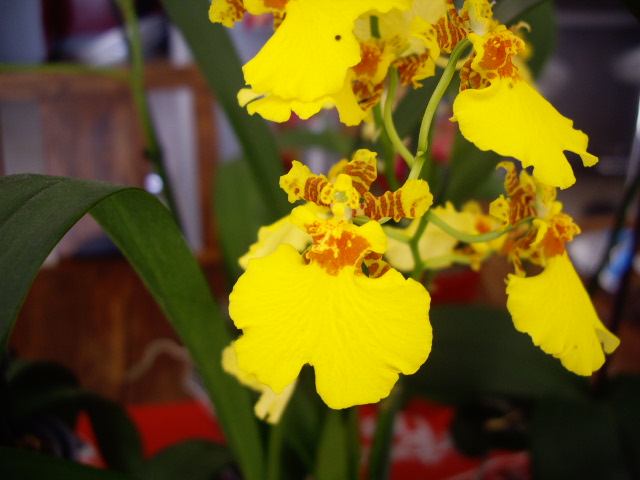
<box><xmin>426</xmin><ymin>211</ymin><xmax>531</xmax><ymax>244</ymax></box>
<box><xmin>410</xmin><ymin>214</ymin><xmax>431</xmax><ymax>280</ymax></box>
<box><xmin>421</xmin><ymin>253</ymin><xmax>472</xmax><ymax>270</ymax></box>
<box><xmin>410</xmin><ymin>39</ymin><xmax>470</xmax><ymax>180</ymax></box>
<box><xmin>384</xmin><ymin>69</ymin><xmax>415</xmax><ymax>168</ymax></box>
<box><xmin>266</xmin><ymin>418</ymin><xmax>286</xmax><ymax>480</ymax></box>
<box><xmin>114</xmin><ymin>0</ymin><xmax>181</xmax><ymax>222</ymax></box>
<box><xmin>373</xmin><ymin>104</ymin><xmax>400</xmax><ymax>191</ymax></box>
<box><xmin>0</xmin><ymin>63</ymin><xmax>129</xmax><ymax>81</ymax></box>
<box><xmin>365</xmin><ymin>384</ymin><xmax>404</xmax><ymax>480</ymax></box>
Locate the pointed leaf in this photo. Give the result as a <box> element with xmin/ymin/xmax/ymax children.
<box><xmin>141</xmin><ymin>440</ymin><xmax>234</xmax><ymax>480</ymax></box>
<box><xmin>0</xmin><ymin>174</ymin><xmax>264</xmax><ymax>480</ymax></box>
<box><xmin>315</xmin><ymin>410</ymin><xmax>350</xmax><ymax>480</ymax></box>
<box><xmin>0</xmin><ymin>447</ymin><xmax>140</xmax><ymax>480</ymax></box>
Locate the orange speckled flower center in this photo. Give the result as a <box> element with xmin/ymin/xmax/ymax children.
<box><xmin>264</xmin><ymin>0</ymin><xmax>289</xmax><ymax>10</ymax></box>
<box><xmin>537</xmin><ymin>213</ymin><xmax>581</xmax><ymax>258</ymax></box>
<box><xmin>353</xmin><ymin>42</ymin><xmax>384</xmax><ymax>79</ymax></box>
<box><xmin>304</xmin><ymin>222</ymin><xmax>372</xmax><ymax>276</ymax></box>
<box><xmin>477</xmin><ymin>31</ymin><xmax>523</xmax><ymax>81</ymax></box>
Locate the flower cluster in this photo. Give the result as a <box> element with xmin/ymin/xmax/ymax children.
<box><xmin>228</xmin><ymin>150</ymin><xmax>433</xmax><ymax>410</ymax></box>
<box><xmin>490</xmin><ymin>162</ymin><xmax>620</xmax><ymax>375</ymax></box>
<box><xmin>210</xmin><ymin>0</ymin><xmax>620</xmax><ymax>418</ymax></box>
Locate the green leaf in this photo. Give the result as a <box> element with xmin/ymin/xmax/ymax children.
<box><xmin>0</xmin><ymin>447</ymin><xmax>140</xmax><ymax>480</ymax></box>
<box><xmin>314</xmin><ymin>410</ymin><xmax>350</xmax><ymax>480</ymax></box>
<box><xmin>406</xmin><ymin>305</ymin><xmax>588</xmax><ymax>403</ymax></box>
<box><xmin>444</xmin><ymin>130</ymin><xmax>504</xmax><ymax>207</ymax></box>
<box><xmin>365</xmin><ymin>388</ymin><xmax>403</xmax><ymax>480</ymax></box>
<box><xmin>214</xmin><ymin>159</ymin><xmax>270</xmax><ymax>281</ymax></box>
<box><xmin>6</xmin><ymin>360</ymin><xmax>144</xmax><ymax>474</ymax></box>
<box><xmin>531</xmin><ymin>397</ymin><xmax>631</xmax><ymax>480</ymax></box>
<box><xmin>605</xmin><ymin>376</ymin><xmax>640</xmax><ymax>478</ymax></box>
<box><xmin>159</xmin><ymin>0</ymin><xmax>289</xmax><ymax>221</ymax></box>
<box><xmin>282</xmin><ymin>367</ymin><xmax>325</xmax><ymax>470</ymax></box>
<box><xmin>393</xmin><ymin>74</ymin><xmax>440</xmax><ymax>141</ymax></box>
<box><xmin>82</xmin><ymin>394</ymin><xmax>146</xmax><ymax>475</ymax></box>
<box><xmin>0</xmin><ymin>174</ymin><xmax>264</xmax><ymax>480</ymax></box>
<box><xmin>7</xmin><ymin>360</ymin><xmax>80</xmax><ymax>424</ymax></box>
<box><xmin>141</xmin><ymin>440</ymin><xmax>234</xmax><ymax>480</ymax></box>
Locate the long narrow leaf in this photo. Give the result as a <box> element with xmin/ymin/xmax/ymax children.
<box><xmin>0</xmin><ymin>174</ymin><xmax>264</xmax><ymax>480</ymax></box>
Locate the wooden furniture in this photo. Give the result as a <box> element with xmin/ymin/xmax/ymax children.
<box><xmin>1</xmin><ymin>62</ymin><xmax>224</xmax><ymax>403</ymax></box>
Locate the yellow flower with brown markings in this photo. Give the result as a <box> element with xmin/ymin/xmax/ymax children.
<box><xmin>229</xmin><ymin>150</ymin><xmax>433</xmax><ymax>409</ymax></box>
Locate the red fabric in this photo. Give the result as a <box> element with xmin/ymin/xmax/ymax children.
<box><xmin>76</xmin><ymin>398</ymin><xmax>529</xmax><ymax>479</ymax></box>
<box><xmin>360</xmin><ymin>399</ymin><xmax>530</xmax><ymax>480</ymax></box>
<box><xmin>75</xmin><ymin>399</ymin><xmax>223</xmax><ymax>466</ymax></box>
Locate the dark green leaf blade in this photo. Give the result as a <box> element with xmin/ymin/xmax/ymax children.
<box><xmin>0</xmin><ymin>174</ymin><xmax>135</xmax><ymax>347</ymax></box>
<box><xmin>214</xmin><ymin>159</ymin><xmax>269</xmax><ymax>281</ymax></box>
<box><xmin>407</xmin><ymin>305</ymin><xmax>588</xmax><ymax>403</ymax></box>
<box><xmin>82</xmin><ymin>394</ymin><xmax>146</xmax><ymax>475</ymax></box>
<box><xmin>606</xmin><ymin>376</ymin><xmax>640</xmax><ymax>478</ymax></box>
<box><xmin>444</xmin><ymin>131</ymin><xmax>503</xmax><ymax>207</ymax></box>
<box><xmin>0</xmin><ymin>446</ymin><xmax>140</xmax><ymax>480</ymax></box>
<box><xmin>531</xmin><ymin>397</ymin><xmax>631</xmax><ymax>480</ymax></box>
<box><xmin>141</xmin><ymin>440</ymin><xmax>234</xmax><ymax>480</ymax></box>
<box><xmin>0</xmin><ymin>174</ymin><xmax>264</xmax><ymax>480</ymax></box>
<box><xmin>90</xmin><ymin>190</ymin><xmax>266</xmax><ymax>480</ymax></box>
<box><xmin>314</xmin><ymin>410</ymin><xmax>350</xmax><ymax>480</ymax></box>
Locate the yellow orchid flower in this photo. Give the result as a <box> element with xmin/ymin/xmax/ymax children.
<box><xmin>491</xmin><ymin>162</ymin><xmax>619</xmax><ymax>375</ymax></box>
<box><xmin>228</xmin><ymin>150</ymin><xmax>433</xmax><ymax>409</ymax></box>
<box><xmin>384</xmin><ymin>201</ymin><xmax>499</xmax><ymax>272</ymax></box>
<box><xmin>222</xmin><ymin>344</ymin><xmax>297</xmax><ymax>423</ymax></box>
<box><xmin>210</xmin><ymin>0</ymin><xmax>414</xmax><ymax>124</ymax></box>
<box><xmin>238</xmin><ymin>204</ymin><xmax>328</xmax><ymax>270</ymax></box>
<box><xmin>422</xmin><ymin>0</ymin><xmax>598</xmax><ymax>189</ymax></box>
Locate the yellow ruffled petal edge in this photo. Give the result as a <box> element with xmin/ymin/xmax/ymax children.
<box><xmin>222</xmin><ymin>344</ymin><xmax>296</xmax><ymax>423</ymax></box>
<box><xmin>506</xmin><ymin>252</ymin><xmax>619</xmax><ymax>376</ymax></box>
<box><xmin>243</xmin><ymin>0</ymin><xmax>412</xmax><ymax>103</ymax></box>
<box><xmin>238</xmin><ymin>71</ymin><xmax>368</xmax><ymax>126</ymax></box>
<box><xmin>452</xmin><ymin>77</ymin><xmax>597</xmax><ymax>190</ymax></box>
<box><xmin>229</xmin><ymin>244</ymin><xmax>431</xmax><ymax>409</ymax></box>
<box><xmin>239</xmin><ymin>213</ymin><xmax>312</xmax><ymax>270</ymax></box>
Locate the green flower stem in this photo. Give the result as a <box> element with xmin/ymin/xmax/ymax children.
<box><xmin>384</xmin><ymin>69</ymin><xmax>416</xmax><ymax>168</ymax></box>
<box><xmin>421</xmin><ymin>253</ymin><xmax>472</xmax><ymax>270</ymax></box>
<box><xmin>365</xmin><ymin>384</ymin><xmax>404</xmax><ymax>480</ymax></box>
<box><xmin>0</xmin><ymin>63</ymin><xmax>129</xmax><ymax>81</ymax></box>
<box><xmin>426</xmin><ymin>210</ymin><xmax>532</xmax><ymax>244</ymax></box>
<box><xmin>266</xmin><ymin>417</ymin><xmax>286</xmax><ymax>480</ymax></box>
<box><xmin>373</xmin><ymin>104</ymin><xmax>400</xmax><ymax>191</ymax></box>
<box><xmin>114</xmin><ymin>0</ymin><xmax>180</xmax><ymax>222</ymax></box>
<box><xmin>381</xmin><ymin>227</ymin><xmax>409</xmax><ymax>242</ymax></box>
<box><xmin>410</xmin><ymin>38</ymin><xmax>471</xmax><ymax>181</ymax></box>
<box><xmin>410</xmin><ymin>214</ymin><xmax>431</xmax><ymax>280</ymax></box>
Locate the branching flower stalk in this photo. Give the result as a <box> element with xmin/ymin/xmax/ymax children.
<box><xmin>410</xmin><ymin>38</ymin><xmax>471</xmax><ymax>181</ymax></box>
